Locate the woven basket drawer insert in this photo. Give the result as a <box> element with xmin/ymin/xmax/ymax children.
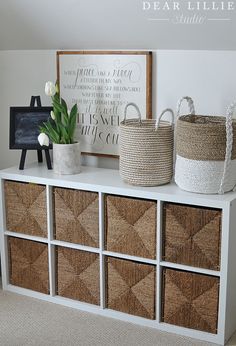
<box><xmin>163</xmin><ymin>203</ymin><xmax>222</xmax><ymax>271</ymax></box>
<box><xmin>5</xmin><ymin>180</ymin><xmax>47</xmax><ymax>237</ymax></box>
<box><xmin>162</xmin><ymin>268</ymin><xmax>219</xmax><ymax>334</ymax></box>
<box><xmin>56</xmin><ymin>246</ymin><xmax>100</xmax><ymax>305</ymax></box>
<box><xmin>54</xmin><ymin>187</ymin><xmax>99</xmax><ymax>247</ymax></box>
<box><xmin>106</xmin><ymin>257</ymin><xmax>156</xmax><ymax>319</ymax></box>
<box><xmin>105</xmin><ymin>195</ymin><xmax>157</xmax><ymax>259</ymax></box>
<box><xmin>8</xmin><ymin>237</ymin><xmax>49</xmax><ymax>294</ymax></box>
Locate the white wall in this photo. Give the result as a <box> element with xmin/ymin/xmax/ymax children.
<box><xmin>155</xmin><ymin>51</ymin><xmax>236</xmax><ymax>114</ymax></box>
<box><xmin>0</xmin><ymin>0</ymin><xmax>236</xmax><ymax>50</ymax></box>
<box><xmin>1</xmin><ymin>50</ymin><xmax>236</xmax><ymax>170</ymax></box>
<box><xmin>0</xmin><ymin>51</ymin><xmax>55</xmax><ymax>169</ymax></box>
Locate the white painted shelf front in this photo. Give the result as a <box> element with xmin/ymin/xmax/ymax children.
<box><xmin>0</xmin><ymin>163</ymin><xmax>236</xmax><ymax>346</ymax></box>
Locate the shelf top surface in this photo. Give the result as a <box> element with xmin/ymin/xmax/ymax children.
<box><xmin>0</xmin><ymin>162</ymin><xmax>235</xmax><ymax>206</ymax></box>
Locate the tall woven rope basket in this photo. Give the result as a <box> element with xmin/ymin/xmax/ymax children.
<box><xmin>119</xmin><ymin>103</ymin><xmax>174</xmax><ymax>186</ymax></box>
<box><xmin>175</xmin><ymin>96</ymin><xmax>236</xmax><ymax>194</ymax></box>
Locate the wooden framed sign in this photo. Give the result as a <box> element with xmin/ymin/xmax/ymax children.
<box><xmin>57</xmin><ymin>51</ymin><xmax>152</xmax><ymax>157</ymax></box>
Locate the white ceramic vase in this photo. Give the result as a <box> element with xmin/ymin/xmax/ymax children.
<box><xmin>53</xmin><ymin>142</ymin><xmax>81</xmax><ymax>175</ymax></box>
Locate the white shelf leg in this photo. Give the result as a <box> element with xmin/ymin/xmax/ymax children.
<box><xmin>0</xmin><ymin>179</ymin><xmax>9</xmax><ymax>290</ymax></box>
<box><xmin>217</xmin><ymin>204</ymin><xmax>231</xmax><ymax>344</ymax></box>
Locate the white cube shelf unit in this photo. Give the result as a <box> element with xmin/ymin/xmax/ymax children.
<box><xmin>0</xmin><ymin>163</ymin><xmax>236</xmax><ymax>345</ymax></box>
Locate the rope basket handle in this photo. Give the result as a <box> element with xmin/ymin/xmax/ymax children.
<box><xmin>219</xmin><ymin>102</ymin><xmax>236</xmax><ymax>194</ymax></box>
<box><xmin>124</xmin><ymin>103</ymin><xmax>142</xmax><ymax>125</ymax></box>
<box><xmin>177</xmin><ymin>96</ymin><xmax>196</xmax><ymax>118</ymax></box>
<box><xmin>174</xmin><ymin>96</ymin><xmax>195</xmax><ymax>175</ymax></box>
<box><xmin>155</xmin><ymin>108</ymin><xmax>175</xmax><ymax>130</ymax></box>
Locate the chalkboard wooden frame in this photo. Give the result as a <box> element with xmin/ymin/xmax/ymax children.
<box><xmin>9</xmin><ymin>106</ymin><xmax>53</xmax><ymax>150</ymax></box>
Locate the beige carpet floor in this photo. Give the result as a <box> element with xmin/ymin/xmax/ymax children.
<box><xmin>0</xmin><ymin>286</ymin><xmax>236</xmax><ymax>346</ymax></box>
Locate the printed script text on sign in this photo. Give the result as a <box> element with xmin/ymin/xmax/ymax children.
<box><xmin>59</xmin><ymin>54</ymin><xmax>148</xmax><ymax>156</ymax></box>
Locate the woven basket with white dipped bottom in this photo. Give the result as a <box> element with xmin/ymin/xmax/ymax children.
<box><xmin>119</xmin><ymin>103</ymin><xmax>174</xmax><ymax>186</ymax></box>
<box><xmin>175</xmin><ymin>96</ymin><xmax>236</xmax><ymax>194</ymax></box>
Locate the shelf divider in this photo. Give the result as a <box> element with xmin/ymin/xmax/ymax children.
<box><xmin>160</xmin><ymin>261</ymin><xmax>221</xmax><ymax>277</ymax></box>
<box><xmin>51</xmin><ymin>240</ymin><xmax>100</xmax><ymax>253</ymax></box>
<box><xmin>99</xmin><ymin>192</ymin><xmax>105</xmax><ymax>309</ymax></box>
<box><xmin>156</xmin><ymin>200</ymin><xmax>163</xmax><ymax>323</ymax></box>
<box><xmin>47</xmin><ymin>185</ymin><xmax>56</xmax><ymax>296</ymax></box>
<box><xmin>102</xmin><ymin>250</ymin><xmax>157</xmax><ymax>265</ymax></box>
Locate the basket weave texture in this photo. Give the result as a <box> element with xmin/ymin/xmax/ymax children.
<box><xmin>8</xmin><ymin>237</ymin><xmax>49</xmax><ymax>294</ymax></box>
<box><xmin>56</xmin><ymin>246</ymin><xmax>100</xmax><ymax>305</ymax></box>
<box><xmin>177</xmin><ymin>115</ymin><xmax>236</xmax><ymax>161</ymax></box>
<box><xmin>5</xmin><ymin>181</ymin><xmax>47</xmax><ymax>237</ymax></box>
<box><xmin>175</xmin><ymin>97</ymin><xmax>236</xmax><ymax>194</ymax></box>
<box><xmin>163</xmin><ymin>203</ymin><xmax>221</xmax><ymax>271</ymax></box>
<box><xmin>54</xmin><ymin>187</ymin><xmax>99</xmax><ymax>247</ymax></box>
<box><xmin>120</xmin><ymin>119</ymin><xmax>174</xmax><ymax>186</ymax></box>
<box><xmin>105</xmin><ymin>195</ymin><xmax>156</xmax><ymax>259</ymax></box>
<box><xmin>106</xmin><ymin>257</ymin><xmax>156</xmax><ymax>319</ymax></box>
<box><xmin>162</xmin><ymin>269</ymin><xmax>219</xmax><ymax>334</ymax></box>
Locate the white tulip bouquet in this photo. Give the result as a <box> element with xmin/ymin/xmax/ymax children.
<box><xmin>38</xmin><ymin>81</ymin><xmax>78</xmax><ymax>146</ymax></box>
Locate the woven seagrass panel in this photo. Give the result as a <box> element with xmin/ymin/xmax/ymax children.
<box><xmin>105</xmin><ymin>195</ymin><xmax>157</xmax><ymax>259</ymax></box>
<box><xmin>8</xmin><ymin>237</ymin><xmax>49</xmax><ymax>294</ymax></box>
<box><xmin>106</xmin><ymin>257</ymin><xmax>156</xmax><ymax>319</ymax></box>
<box><xmin>162</xmin><ymin>268</ymin><xmax>219</xmax><ymax>334</ymax></box>
<box><xmin>163</xmin><ymin>203</ymin><xmax>222</xmax><ymax>271</ymax></box>
<box><xmin>56</xmin><ymin>246</ymin><xmax>100</xmax><ymax>305</ymax></box>
<box><xmin>53</xmin><ymin>187</ymin><xmax>99</xmax><ymax>247</ymax></box>
<box><xmin>176</xmin><ymin>115</ymin><xmax>236</xmax><ymax>161</ymax></box>
<box><xmin>4</xmin><ymin>181</ymin><xmax>47</xmax><ymax>237</ymax></box>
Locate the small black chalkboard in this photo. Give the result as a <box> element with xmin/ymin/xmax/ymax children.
<box><xmin>10</xmin><ymin>96</ymin><xmax>53</xmax><ymax>170</ymax></box>
<box><xmin>10</xmin><ymin>107</ymin><xmax>53</xmax><ymax>150</ymax></box>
